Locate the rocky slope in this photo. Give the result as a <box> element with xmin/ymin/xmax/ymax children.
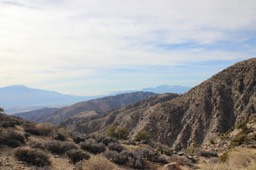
<box><xmin>15</xmin><ymin>91</ymin><xmax>155</xmax><ymax>124</ymax></box>
<box><xmin>64</xmin><ymin>58</ymin><xmax>256</xmax><ymax>150</ymax></box>
<box><xmin>61</xmin><ymin>93</ymin><xmax>179</xmax><ymax>133</ymax></box>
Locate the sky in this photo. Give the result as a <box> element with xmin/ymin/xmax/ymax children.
<box><xmin>0</xmin><ymin>0</ymin><xmax>256</xmax><ymax>95</ymax></box>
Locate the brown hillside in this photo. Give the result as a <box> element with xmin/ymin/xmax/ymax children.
<box><xmin>64</xmin><ymin>58</ymin><xmax>256</xmax><ymax>150</ymax></box>
<box><xmin>15</xmin><ymin>91</ymin><xmax>155</xmax><ymax>124</ymax></box>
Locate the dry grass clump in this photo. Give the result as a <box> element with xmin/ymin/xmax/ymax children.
<box><xmin>199</xmin><ymin>147</ymin><xmax>256</xmax><ymax>170</ymax></box>
<box><xmin>77</xmin><ymin>155</ymin><xmax>117</xmax><ymax>170</ymax></box>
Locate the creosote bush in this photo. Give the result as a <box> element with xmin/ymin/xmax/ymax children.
<box><xmin>134</xmin><ymin>131</ymin><xmax>149</xmax><ymax>142</ymax></box>
<box><xmin>80</xmin><ymin>139</ymin><xmax>106</xmax><ymax>154</ymax></box>
<box><xmin>15</xmin><ymin>147</ymin><xmax>51</xmax><ymax>167</ymax></box>
<box><xmin>66</xmin><ymin>149</ymin><xmax>90</xmax><ymax>163</ymax></box>
<box><xmin>107</xmin><ymin>126</ymin><xmax>129</xmax><ymax>140</ymax></box>
<box><xmin>46</xmin><ymin>141</ymin><xmax>78</xmax><ymax>154</ymax></box>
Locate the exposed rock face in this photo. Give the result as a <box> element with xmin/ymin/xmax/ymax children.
<box><xmin>141</xmin><ymin>58</ymin><xmax>256</xmax><ymax>150</ymax></box>
<box><xmin>64</xmin><ymin>58</ymin><xmax>256</xmax><ymax>150</ymax></box>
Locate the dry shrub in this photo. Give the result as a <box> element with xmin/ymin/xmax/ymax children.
<box><xmin>24</xmin><ymin>123</ymin><xmax>55</xmax><ymax>136</ymax></box>
<box><xmin>14</xmin><ymin>147</ymin><xmax>51</xmax><ymax>167</ymax></box>
<box><xmin>46</xmin><ymin>141</ymin><xmax>78</xmax><ymax>154</ymax></box>
<box><xmin>0</xmin><ymin>130</ymin><xmax>25</xmax><ymax>147</ymax></box>
<box><xmin>80</xmin><ymin>139</ymin><xmax>106</xmax><ymax>154</ymax></box>
<box><xmin>77</xmin><ymin>155</ymin><xmax>117</xmax><ymax>170</ymax></box>
<box><xmin>29</xmin><ymin>139</ymin><xmax>46</xmax><ymax>149</ymax></box>
<box><xmin>36</xmin><ymin>123</ymin><xmax>55</xmax><ymax>136</ymax></box>
<box><xmin>66</xmin><ymin>149</ymin><xmax>90</xmax><ymax>163</ymax></box>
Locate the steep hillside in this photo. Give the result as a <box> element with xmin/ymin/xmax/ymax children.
<box><xmin>15</xmin><ymin>92</ymin><xmax>155</xmax><ymax>124</ymax></box>
<box><xmin>62</xmin><ymin>93</ymin><xmax>179</xmax><ymax>133</ymax></box>
<box><xmin>64</xmin><ymin>58</ymin><xmax>256</xmax><ymax>150</ymax></box>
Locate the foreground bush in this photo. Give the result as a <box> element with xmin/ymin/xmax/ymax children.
<box><xmin>0</xmin><ymin>130</ymin><xmax>25</xmax><ymax>148</ymax></box>
<box><xmin>15</xmin><ymin>147</ymin><xmax>51</xmax><ymax>167</ymax></box>
<box><xmin>104</xmin><ymin>150</ymin><xmax>144</xmax><ymax>169</ymax></box>
<box><xmin>77</xmin><ymin>155</ymin><xmax>116</xmax><ymax>170</ymax></box>
<box><xmin>66</xmin><ymin>149</ymin><xmax>90</xmax><ymax>163</ymax></box>
<box><xmin>46</xmin><ymin>141</ymin><xmax>78</xmax><ymax>154</ymax></box>
<box><xmin>80</xmin><ymin>139</ymin><xmax>106</xmax><ymax>154</ymax></box>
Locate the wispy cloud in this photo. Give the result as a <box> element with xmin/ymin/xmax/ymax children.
<box><xmin>0</xmin><ymin>0</ymin><xmax>255</xmax><ymax>95</ymax></box>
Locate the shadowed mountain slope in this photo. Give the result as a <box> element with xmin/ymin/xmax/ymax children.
<box><xmin>63</xmin><ymin>58</ymin><xmax>256</xmax><ymax>150</ymax></box>
<box><xmin>15</xmin><ymin>92</ymin><xmax>156</xmax><ymax>124</ymax></box>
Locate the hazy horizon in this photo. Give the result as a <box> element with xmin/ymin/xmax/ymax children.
<box><xmin>1</xmin><ymin>0</ymin><xmax>255</xmax><ymax>95</ymax></box>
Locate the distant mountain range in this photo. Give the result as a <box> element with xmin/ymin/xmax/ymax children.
<box><xmin>59</xmin><ymin>58</ymin><xmax>256</xmax><ymax>149</ymax></box>
<box><xmin>0</xmin><ymin>84</ymin><xmax>189</xmax><ymax>114</ymax></box>
<box><xmin>142</xmin><ymin>85</ymin><xmax>190</xmax><ymax>94</ymax></box>
<box><xmin>0</xmin><ymin>85</ymin><xmax>96</xmax><ymax>113</ymax></box>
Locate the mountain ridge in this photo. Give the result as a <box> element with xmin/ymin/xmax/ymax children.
<box><xmin>15</xmin><ymin>91</ymin><xmax>157</xmax><ymax>124</ymax></box>
<box><xmin>62</xmin><ymin>58</ymin><xmax>256</xmax><ymax>150</ymax></box>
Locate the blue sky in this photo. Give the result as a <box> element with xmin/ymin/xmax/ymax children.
<box><xmin>0</xmin><ymin>0</ymin><xmax>255</xmax><ymax>95</ymax></box>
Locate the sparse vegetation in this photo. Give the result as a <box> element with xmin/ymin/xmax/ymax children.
<box><xmin>201</xmin><ymin>147</ymin><xmax>256</xmax><ymax>170</ymax></box>
<box><xmin>108</xmin><ymin>142</ymin><xmax>125</xmax><ymax>152</ymax></box>
<box><xmin>15</xmin><ymin>147</ymin><xmax>51</xmax><ymax>167</ymax></box>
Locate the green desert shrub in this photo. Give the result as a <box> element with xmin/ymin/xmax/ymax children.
<box><xmin>107</xmin><ymin>126</ymin><xmax>129</xmax><ymax>140</ymax></box>
<box><xmin>134</xmin><ymin>131</ymin><xmax>149</xmax><ymax>142</ymax></box>
<box><xmin>80</xmin><ymin>139</ymin><xmax>106</xmax><ymax>154</ymax></box>
<box><xmin>66</xmin><ymin>149</ymin><xmax>90</xmax><ymax>163</ymax></box>
<box><xmin>46</xmin><ymin>141</ymin><xmax>78</xmax><ymax>154</ymax></box>
<box><xmin>15</xmin><ymin>147</ymin><xmax>51</xmax><ymax>167</ymax></box>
